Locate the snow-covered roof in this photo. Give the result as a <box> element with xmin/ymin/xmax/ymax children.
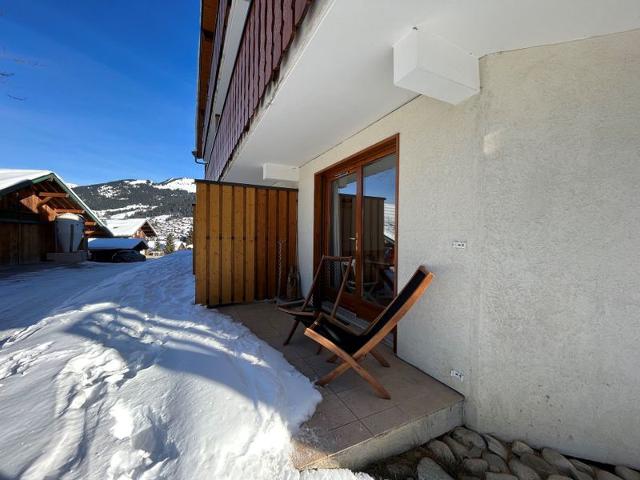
<box><xmin>88</xmin><ymin>237</ymin><xmax>148</xmax><ymax>251</ymax></box>
<box><xmin>106</xmin><ymin>218</ymin><xmax>158</xmax><ymax>237</ymax></box>
<box><xmin>0</xmin><ymin>169</ymin><xmax>110</xmax><ymax>235</ymax></box>
<box><xmin>0</xmin><ymin>169</ymin><xmax>53</xmax><ymax>193</ymax></box>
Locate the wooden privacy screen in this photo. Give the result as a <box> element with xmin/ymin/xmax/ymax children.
<box><xmin>194</xmin><ymin>181</ymin><xmax>298</xmax><ymax>306</ymax></box>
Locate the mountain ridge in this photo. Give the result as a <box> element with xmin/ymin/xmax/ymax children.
<box><xmin>74</xmin><ymin>177</ymin><xmax>195</xmax><ymax>245</ymax></box>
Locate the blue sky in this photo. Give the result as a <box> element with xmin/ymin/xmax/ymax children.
<box><xmin>0</xmin><ymin>1</ymin><xmax>203</xmax><ymax>185</ymax></box>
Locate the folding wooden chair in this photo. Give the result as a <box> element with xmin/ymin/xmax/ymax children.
<box><xmin>303</xmin><ymin>266</ymin><xmax>434</xmax><ymax>399</ymax></box>
<box><xmin>278</xmin><ymin>255</ymin><xmax>353</xmax><ymax>346</ymax></box>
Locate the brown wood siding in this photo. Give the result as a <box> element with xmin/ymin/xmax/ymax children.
<box><xmin>194</xmin><ymin>181</ymin><xmax>298</xmax><ymax>306</ymax></box>
<box><xmin>0</xmin><ymin>223</ymin><xmax>51</xmax><ymax>265</ymax></box>
<box><xmin>203</xmin><ymin>0</ymin><xmax>313</xmax><ymax>181</ymax></box>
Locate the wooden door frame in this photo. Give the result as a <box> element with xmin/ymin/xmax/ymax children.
<box><xmin>313</xmin><ymin>134</ymin><xmax>400</xmax><ymax>323</ymax></box>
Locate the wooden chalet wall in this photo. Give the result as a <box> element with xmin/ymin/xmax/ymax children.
<box><xmin>194</xmin><ymin>181</ymin><xmax>298</xmax><ymax>306</ymax></box>
<box><xmin>0</xmin><ymin>187</ymin><xmax>54</xmax><ymax>265</ymax></box>
<box><xmin>0</xmin><ymin>223</ymin><xmax>51</xmax><ymax>265</ymax></box>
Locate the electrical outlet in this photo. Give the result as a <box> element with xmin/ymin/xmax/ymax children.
<box><xmin>450</xmin><ymin>369</ymin><xmax>464</xmax><ymax>382</ymax></box>
<box><xmin>452</xmin><ymin>240</ymin><xmax>467</xmax><ymax>249</ymax></box>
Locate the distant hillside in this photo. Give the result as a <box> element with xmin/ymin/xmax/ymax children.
<box><xmin>74</xmin><ymin>178</ymin><xmax>195</xmax><ymax>245</ymax></box>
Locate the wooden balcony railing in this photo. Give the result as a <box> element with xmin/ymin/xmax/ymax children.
<box><xmin>202</xmin><ymin>0</ymin><xmax>312</xmax><ymax>181</ymax></box>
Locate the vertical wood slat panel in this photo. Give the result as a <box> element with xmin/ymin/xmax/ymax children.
<box><xmin>277</xmin><ymin>189</ymin><xmax>288</xmax><ymax>296</ymax></box>
<box><xmin>282</xmin><ymin>0</ymin><xmax>294</xmax><ymax>51</ymax></box>
<box><xmin>258</xmin><ymin>0</ymin><xmax>266</xmax><ymax>97</ymax></box>
<box><xmin>194</xmin><ymin>182</ymin><xmax>298</xmax><ymax>306</ymax></box>
<box><xmin>288</xmin><ymin>190</ymin><xmax>297</xmax><ymax>281</ymax></box>
<box><xmin>245</xmin><ymin>187</ymin><xmax>256</xmax><ymax>302</ymax></box>
<box><xmin>265</xmin><ymin>0</ymin><xmax>273</xmax><ymax>86</ymax></box>
<box><xmin>221</xmin><ymin>185</ymin><xmax>234</xmax><ymax>304</ymax></box>
<box><xmin>252</xmin><ymin>2</ymin><xmax>260</xmax><ymax>115</ymax></box>
<box><xmin>233</xmin><ymin>186</ymin><xmax>245</xmax><ymax>303</ymax></box>
<box><xmin>272</xmin><ymin>0</ymin><xmax>282</xmax><ymax>70</ymax></box>
<box><xmin>267</xmin><ymin>189</ymin><xmax>278</xmax><ymax>298</ymax></box>
<box><xmin>294</xmin><ymin>0</ymin><xmax>308</xmax><ymax>24</ymax></box>
<box><xmin>208</xmin><ymin>184</ymin><xmax>221</xmax><ymax>305</ymax></box>
<box><xmin>195</xmin><ymin>183</ymin><xmax>208</xmax><ymax>305</ymax></box>
<box><xmin>256</xmin><ymin>189</ymin><xmax>268</xmax><ymax>299</ymax></box>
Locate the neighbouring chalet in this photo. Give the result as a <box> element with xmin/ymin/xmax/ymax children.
<box><xmin>192</xmin><ymin>0</ymin><xmax>640</xmax><ymax>468</ymax></box>
<box><xmin>0</xmin><ymin>169</ymin><xmax>110</xmax><ymax>265</ymax></box>
<box><xmin>106</xmin><ymin>218</ymin><xmax>158</xmax><ymax>239</ymax></box>
<box><xmin>87</xmin><ymin>237</ymin><xmax>149</xmax><ymax>262</ymax></box>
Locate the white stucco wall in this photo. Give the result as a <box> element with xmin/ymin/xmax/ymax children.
<box><xmin>297</xmin><ymin>29</ymin><xmax>640</xmax><ymax>467</ymax></box>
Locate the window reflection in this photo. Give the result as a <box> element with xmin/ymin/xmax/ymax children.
<box><xmin>329</xmin><ymin>172</ymin><xmax>356</xmax><ymax>294</ymax></box>
<box><xmin>362</xmin><ymin>154</ymin><xmax>396</xmax><ymax>307</ymax></box>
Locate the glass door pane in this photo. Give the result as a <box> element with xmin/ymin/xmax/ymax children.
<box><xmin>328</xmin><ymin>172</ymin><xmax>357</xmax><ymax>293</ymax></box>
<box><xmin>362</xmin><ymin>153</ymin><xmax>396</xmax><ymax>307</ymax></box>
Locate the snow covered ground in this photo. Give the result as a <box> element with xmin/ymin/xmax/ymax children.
<box><xmin>0</xmin><ymin>252</ymin><xmax>371</xmax><ymax>480</ymax></box>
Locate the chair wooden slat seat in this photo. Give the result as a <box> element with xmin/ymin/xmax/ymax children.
<box><xmin>304</xmin><ymin>266</ymin><xmax>434</xmax><ymax>399</ymax></box>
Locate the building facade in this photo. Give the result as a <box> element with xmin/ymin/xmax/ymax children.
<box><xmin>194</xmin><ymin>0</ymin><xmax>640</xmax><ymax>466</ymax></box>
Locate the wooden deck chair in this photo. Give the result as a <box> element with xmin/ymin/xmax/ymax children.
<box><xmin>278</xmin><ymin>255</ymin><xmax>353</xmax><ymax>346</ymax></box>
<box><xmin>303</xmin><ymin>266</ymin><xmax>434</xmax><ymax>399</ymax></box>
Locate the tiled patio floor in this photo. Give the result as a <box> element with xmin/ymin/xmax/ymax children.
<box><xmin>218</xmin><ymin>302</ymin><xmax>464</xmax><ymax>470</ymax></box>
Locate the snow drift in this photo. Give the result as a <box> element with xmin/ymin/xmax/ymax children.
<box><xmin>0</xmin><ymin>252</ymin><xmax>370</xmax><ymax>479</ymax></box>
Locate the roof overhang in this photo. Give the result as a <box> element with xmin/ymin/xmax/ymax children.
<box><xmin>195</xmin><ymin>0</ymin><xmax>220</xmax><ymax>158</ymax></box>
<box><xmin>0</xmin><ymin>170</ymin><xmax>111</xmax><ymax>236</ymax></box>
<box><xmin>220</xmin><ymin>0</ymin><xmax>640</xmax><ymax>186</ymax></box>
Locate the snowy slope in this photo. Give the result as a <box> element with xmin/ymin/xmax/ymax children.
<box><xmin>0</xmin><ymin>253</ymin><xmax>371</xmax><ymax>480</ymax></box>
<box><xmin>74</xmin><ymin>178</ymin><xmax>196</xmax><ymax>245</ymax></box>
<box><xmin>154</xmin><ymin>177</ymin><xmax>196</xmax><ymax>193</ymax></box>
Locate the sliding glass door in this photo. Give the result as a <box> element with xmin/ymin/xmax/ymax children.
<box><xmin>319</xmin><ymin>136</ymin><xmax>398</xmax><ymax>319</ymax></box>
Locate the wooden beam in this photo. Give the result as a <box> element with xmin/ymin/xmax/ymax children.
<box><xmin>37</xmin><ymin>197</ymin><xmax>54</xmax><ymax>208</ymax></box>
<box><xmin>37</xmin><ymin>192</ymin><xmax>69</xmax><ymax>198</ymax></box>
<box><xmin>54</xmin><ymin>208</ymin><xmax>84</xmax><ymax>214</ymax></box>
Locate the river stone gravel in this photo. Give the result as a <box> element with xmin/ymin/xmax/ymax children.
<box><xmin>572</xmin><ymin>468</ymin><xmax>596</xmax><ymax>480</ymax></box>
<box><xmin>483</xmin><ymin>451</ymin><xmax>510</xmax><ymax>473</ymax></box>
<box><xmin>542</xmin><ymin>448</ymin><xmax>575</xmax><ymax>474</ymax></box>
<box><xmin>428</xmin><ymin>439</ymin><xmax>457</xmax><ymax>466</ymax></box>
<box><xmin>464</xmin><ymin>458</ymin><xmax>490</xmax><ymax>476</ymax></box>
<box><xmin>548</xmin><ymin>475</ymin><xmax>574</xmax><ymax>480</ymax></box>
<box><xmin>615</xmin><ymin>467</ymin><xmax>640</xmax><ymax>480</ymax></box>
<box><xmin>512</xmin><ymin>441</ymin><xmax>535</xmax><ymax>457</ymax></box>
<box><xmin>520</xmin><ymin>453</ymin><xmax>559</xmax><ymax>476</ymax></box>
<box><xmin>597</xmin><ymin>470</ymin><xmax>625</xmax><ymax>480</ymax></box>
<box><xmin>509</xmin><ymin>458</ymin><xmax>542</xmax><ymax>480</ymax></box>
<box><xmin>360</xmin><ymin>426</ymin><xmax>630</xmax><ymax>480</ymax></box>
<box><xmin>453</xmin><ymin>427</ymin><xmax>488</xmax><ymax>450</ymax></box>
<box><xmin>484</xmin><ymin>434</ymin><xmax>510</xmax><ymax>460</ymax></box>
<box><xmin>443</xmin><ymin>435</ymin><xmax>471</xmax><ymax>460</ymax></box>
<box><xmin>571</xmin><ymin>459</ymin><xmax>595</xmax><ymax>475</ymax></box>
<box><xmin>417</xmin><ymin>457</ymin><xmax>454</xmax><ymax>480</ymax></box>
<box><xmin>486</xmin><ymin>474</ymin><xmax>519</xmax><ymax>480</ymax></box>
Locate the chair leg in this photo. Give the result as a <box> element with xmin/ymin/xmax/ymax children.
<box><xmin>304</xmin><ymin>328</ymin><xmax>391</xmax><ymax>399</ymax></box>
<box><xmin>352</xmin><ymin>363</ymin><xmax>391</xmax><ymax>399</ymax></box>
<box><xmin>316</xmin><ymin>345</ymin><xmax>323</xmax><ymax>355</ymax></box>
<box><xmin>316</xmin><ymin>361</ymin><xmax>351</xmax><ymax>386</ymax></box>
<box><xmin>370</xmin><ymin>349</ymin><xmax>390</xmax><ymax>367</ymax></box>
<box><xmin>326</xmin><ymin>354</ymin><xmax>338</xmax><ymax>363</ymax></box>
<box><xmin>317</xmin><ymin>359</ymin><xmax>390</xmax><ymax>399</ymax></box>
<box><xmin>283</xmin><ymin>319</ymin><xmax>300</xmax><ymax>346</ymax></box>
